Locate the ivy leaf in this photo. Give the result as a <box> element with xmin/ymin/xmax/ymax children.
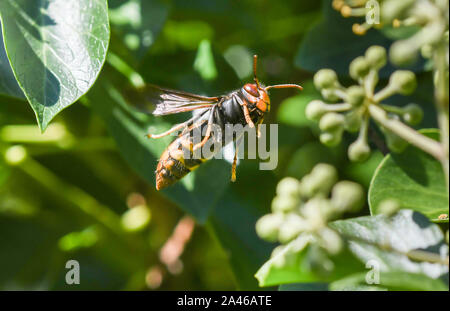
<box><xmin>0</xmin><ymin>0</ymin><xmax>110</xmax><ymax>131</ymax></box>
<box><xmin>331</xmin><ymin>210</ymin><xmax>449</xmax><ymax>280</ymax></box>
<box><xmin>330</xmin><ymin>271</ymin><xmax>448</xmax><ymax>291</ymax></box>
<box><xmin>255</xmin><ymin>234</ymin><xmax>363</xmax><ymax>287</ymax></box>
<box><xmin>0</xmin><ymin>22</ymin><xmax>24</xmax><ymax>99</ymax></box>
<box><xmin>369</xmin><ymin>130</ymin><xmax>448</xmax><ymax>222</ymax></box>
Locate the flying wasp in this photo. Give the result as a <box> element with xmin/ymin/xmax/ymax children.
<box><xmin>142</xmin><ymin>55</ymin><xmax>303</xmax><ymax>190</ymax></box>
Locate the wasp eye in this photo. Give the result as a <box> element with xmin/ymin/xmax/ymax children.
<box><xmin>244</xmin><ymin>83</ymin><xmax>260</xmax><ymax>97</ymax></box>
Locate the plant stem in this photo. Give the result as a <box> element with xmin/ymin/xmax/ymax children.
<box><xmin>368</xmin><ymin>104</ymin><xmax>445</xmax><ymax>161</ymax></box>
<box><xmin>433</xmin><ymin>42</ymin><xmax>449</xmax><ymax>189</ymax></box>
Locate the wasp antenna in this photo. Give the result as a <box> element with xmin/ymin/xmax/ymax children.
<box><xmin>253</xmin><ymin>55</ymin><xmax>261</xmax><ymax>89</ymax></box>
<box><xmin>265</xmin><ymin>84</ymin><xmax>303</xmax><ymax>91</ymax></box>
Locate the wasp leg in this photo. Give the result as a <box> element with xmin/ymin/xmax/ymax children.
<box><xmin>235</xmin><ymin>96</ymin><xmax>255</xmax><ymax>128</ymax></box>
<box><xmin>231</xmin><ymin>137</ymin><xmax>242</xmax><ymax>182</ymax></box>
<box><xmin>146</xmin><ymin>114</ymin><xmax>202</xmax><ymax>139</ymax></box>
<box><xmin>256</xmin><ymin>117</ymin><xmax>264</xmax><ymax>138</ymax></box>
<box><xmin>193</xmin><ymin>106</ymin><xmax>216</xmax><ymax>151</ymax></box>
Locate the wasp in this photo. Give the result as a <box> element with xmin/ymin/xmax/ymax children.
<box><xmin>143</xmin><ymin>55</ymin><xmax>302</xmax><ymax>190</ymax></box>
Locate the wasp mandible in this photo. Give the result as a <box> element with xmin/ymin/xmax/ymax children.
<box><xmin>144</xmin><ymin>55</ymin><xmax>303</xmax><ymax>190</ymax></box>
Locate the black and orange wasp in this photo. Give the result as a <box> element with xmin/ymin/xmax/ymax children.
<box><xmin>136</xmin><ymin>55</ymin><xmax>303</xmax><ymax>190</ymax></box>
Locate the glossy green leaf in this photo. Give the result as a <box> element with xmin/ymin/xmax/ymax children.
<box><xmin>255</xmin><ymin>234</ymin><xmax>363</xmax><ymax>287</ymax></box>
<box><xmin>0</xmin><ymin>0</ymin><xmax>110</xmax><ymax>130</ymax></box>
<box><xmin>369</xmin><ymin>130</ymin><xmax>448</xmax><ymax>222</ymax></box>
<box><xmin>331</xmin><ymin>210</ymin><xmax>449</xmax><ymax>280</ymax></box>
<box><xmin>0</xmin><ymin>22</ymin><xmax>23</xmax><ymax>99</ymax></box>
<box><xmin>330</xmin><ymin>271</ymin><xmax>448</xmax><ymax>291</ymax></box>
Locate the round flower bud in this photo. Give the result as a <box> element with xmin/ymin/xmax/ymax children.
<box><xmin>320</xmin><ymin>130</ymin><xmax>342</xmax><ymax>147</ymax></box>
<box><xmin>314</xmin><ymin>69</ymin><xmax>338</xmax><ymax>90</ymax></box>
<box><xmin>256</xmin><ymin>213</ymin><xmax>285</xmax><ymax>242</ymax></box>
<box><xmin>348</xmin><ymin>139</ymin><xmax>371</xmax><ymax>162</ymax></box>
<box><xmin>349</xmin><ymin>56</ymin><xmax>370</xmax><ymax>80</ymax></box>
<box><xmin>278</xmin><ymin>214</ymin><xmax>308</xmax><ymax>243</ymax></box>
<box><xmin>331</xmin><ymin>181</ymin><xmax>365</xmax><ymax>212</ymax></box>
<box><xmin>318</xmin><ymin>227</ymin><xmax>343</xmax><ymax>255</ymax></box>
<box><xmin>276</xmin><ymin>177</ymin><xmax>301</xmax><ymax>197</ymax></box>
<box><xmin>377</xmin><ymin>199</ymin><xmax>400</xmax><ymax>217</ymax></box>
<box><xmin>319</xmin><ymin>112</ymin><xmax>345</xmax><ymax>132</ymax></box>
<box><xmin>381</xmin><ymin>0</ymin><xmax>416</xmax><ymax>23</ymax></box>
<box><xmin>306</xmin><ymin>100</ymin><xmax>328</xmax><ymax>121</ymax></box>
<box><xmin>389</xmin><ymin>70</ymin><xmax>417</xmax><ymax>95</ymax></box>
<box><xmin>301</xmin><ymin>198</ymin><xmax>330</xmax><ymax>230</ymax></box>
<box><xmin>346</xmin><ymin>85</ymin><xmax>366</xmax><ymax>107</ymax></box>
<box><xmin>402</xmin><ymin>103</ymin><xmax>423</xmax><ymax>125</ymax></box>
<box><xmin>321</xmin><ymin>88</ymin><xmax>340</xmax><ymax>102</ymax></box>
<box><xmin>365</xmin><ymin>46</ymin><xmax>387</xmax><ymax>69</ymax></box>
<box><xmin>271</xmin><ymin>195</ymin><xmax>299</xmax><ymax>213</ymax></box>
<box><xmin>301</xmin><ymin>164</ymin><xmax>338</xmax><ymax>198</ymax></box>
<box><xmin>390</xmin><ymin>41</ymin><xmax>419</xmax><ymax>66</ymax></box>
<box><xmin>344</xmin><ymin>111</ymin><xmax>362</xmax><ymax>133</ymax></box>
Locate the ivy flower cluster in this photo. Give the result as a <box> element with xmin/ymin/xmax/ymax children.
<box><xmin>306</xmin><ymin>45</ymin><xmax>426</xmax><ymax>161</ymax></box>
<box><xmin>332</xmin><ymin>0</ymin><xmax>449</xmax><ymax>66</ymax></box>
<box><xmin>255</xmin><ymin>164</ymin><xmax>364</xmax><ymax>255</ymax></box>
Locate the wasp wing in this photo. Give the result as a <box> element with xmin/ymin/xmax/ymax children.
<box><xmin>130</xmin><ymin>84</ymin><xmax>220</xmax><ymax>116</ymax></box>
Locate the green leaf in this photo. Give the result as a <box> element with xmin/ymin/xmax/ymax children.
<box><xmin>0</xmin><ymin>0</ymin><xmax>110</xmax><ymax>130</ymax></box>
<box><xmin>0</xmin><ymin>22</ymin><xmax>24</xmax><ymax>99</ymax></box>
<box><xmin>255</xmin><ymin>234</ymin><xmax>363</xmax><ymax>287</ymax></box>
<box><xmin>330</xmin><ymin>271</ymin><xmax>448</xmax><ymax>291</ymax></box>
<box><xmin>369</xmin><ymin>129</ymin><xmax>448</xmax><ymax>222</ymax></box>
<box><xmin>295</xmin><ymin>0</ymin><xmax>424</xmax><ymax>77</ymax></box>
<box><xmin>331</xmin><ymin>210</ymin><xmax>449</xmax><ymax>280</ymax></box>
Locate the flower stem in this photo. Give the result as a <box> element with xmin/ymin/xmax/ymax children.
<box><xmin>368</xmin><ymin>104</ymin><xmax>445</xmax><ymax>161</ymax></box>
<box><xmin>433</xmin><ymin>42</ymin><xmax>449</xmax><ymax>189</ymax></box>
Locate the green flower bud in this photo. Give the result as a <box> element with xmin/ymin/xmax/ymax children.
<box><xmin>319</xmin><ymin>112</ymin><xmax>345</xmax><ymax>132</ymax></box>
<box><xmin>314</xmin><ymin>69</ymin><xmax>338</xmax><ymax>90</ymax></box>
<box><xmin>365</xmin><ymin>46</ymin><xmax>387</xmax><ymax>69</ymax></box>
<box><xmin>256</xmin><ymin>213</ymin><xmax>285</xmax><ymax>242</ymax></box>
<box><xmin>306</xmin><ymin>100</ymin><xmax>328</xmax><ymax>121</ymax></box>
<box><xmin>278</xmin><ymin>214</ymin><xmax>308</xmax><ymax>243</ymax></box>
<box><xmin>390</xmin><ymin>41</ymin><xmax>419</xmax><ymax>67</ymax></box>
<box><xmin>381</xmin><ymin>0</ymin><xmax>416</xmax><ymax>23</ymax></box>
<box><xmin>331</xmin><ymin>181</ymin><xmax>365</xmax><ymax>212</ymax></box>
<box><xmin>276</xmin><ymin>177</ymin><xmax>301</xmax><ymax>197</ymax></box>
<box><xmin>421</xmin><ymin>44</ymin><xmax>433</xmax><ymax>59</ymax></box>
<box><xmin>321</xmin><ymin>88</ymin><xmax>340</xmax><ymax>102</ymax></box>
<box><xmin>349</xmin><ymin>56</ymin><xmax>370</xmax><ymax>80</ymax></box>
<box><xmin>344</xmin><ymin>110</ymin><xmax>362</xmax><ymax>133</ymax></box>
<box><xmin>346</xmin><ymin>85</ymin><xmax>366</xmax><ymax>107</ymax></box>
<box><xmin>389</xmin><ymin>70</ymin><xmax>417</xmax><ymax>95</ymax></box>
<box><xmin>271</xmin><ymin>195</ymin><xmax>299</xmax><ymax>213</ymax></box>
<box><xmin>348</xmin><ymin>139</ymin><xmax>371</xmax><ymax>162</ymax></box>
<box><xmin>318</xmin><ymin>227</ymin><xmax>343</xmax><ymax>255</ymax></box>
<box><xmin>402</xmin><ymin>103</ymin><xmax>423</xmax><ymax>125</ymax></box>
<box><xmin>301</xmin><ymin>164</ymin><xmax>338</xmax><ymax>198</ymax></box>
<box><xmin>320</xmin><ymin>130</ymin><xmax>343</xmax><ymax>147</ymax></box>
<box><xmin>301</xmin><ymin>197</ymin><xmax>330</xmax><ymax>229</ymax></box>
<box><xmin>377</xmin><ymin>199</ymin><xmax>400</xmax><ymax>217</ymax></box>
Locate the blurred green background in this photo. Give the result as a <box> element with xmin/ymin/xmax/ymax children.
<box><xmin>0</xmin><ymin>0</ymin><xmax>437</xmax><ymax>290</ymax></box>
